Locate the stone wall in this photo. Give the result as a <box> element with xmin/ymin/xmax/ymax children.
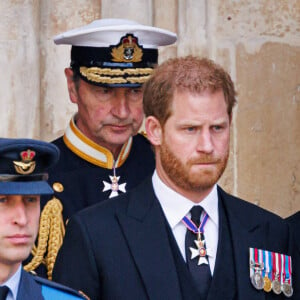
<box><xmin>0</xmin><ymin>0</ymin><xmax>299</xmax><ymax>217</ymax></box>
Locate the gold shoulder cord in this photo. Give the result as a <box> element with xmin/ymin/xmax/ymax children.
<box><xmin>23</xmin><ymin>197</ymin><xmax>65</xmax><ymax>280</ymax></box>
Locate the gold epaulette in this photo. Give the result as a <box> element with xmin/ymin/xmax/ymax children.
<box><xmin>23</xmin><ymin>196</ymin><xmax>65</xmax><ymax>280</ymax></box>
<box><xmin>139</xmin><ymin>130</ymin><xmax>148</xmax><ymax>138</ymax></box>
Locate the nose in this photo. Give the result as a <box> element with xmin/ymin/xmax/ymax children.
<box><xmin>13</xmin><ymin>199</ymin><xmax>28</xmax><ymax>226</ymax></box>
<box><xmin>111</xmin><ymin>92</ymin><xmax>130</xmax><ymax>120</ymax></box>
<box><xmin>196</xmin><ymin>129</ymin><xmax>214</xmax><ymax>154</ymax></box>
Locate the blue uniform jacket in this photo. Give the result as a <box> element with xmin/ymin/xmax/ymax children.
<box><xmin>17</xmin><ymin>269</ymin><xmax>87</xmax><ymax>300</ymax></box>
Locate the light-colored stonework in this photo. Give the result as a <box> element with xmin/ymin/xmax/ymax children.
<box><xmin>0</xmin><ymin>0</ymin><xmax>299</xmax><ymax>217</ymax></box>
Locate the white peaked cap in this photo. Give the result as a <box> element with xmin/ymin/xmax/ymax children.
<box><xmin>54</xmin><ymin>18</ymin><xmax>177</xmax><ymax>48</ymax></box>
<box><xmin>53</xmin><ymin>18</ymin><xmax>177</xmax><ymax>87</ymax></box>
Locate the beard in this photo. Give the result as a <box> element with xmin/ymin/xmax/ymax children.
<box><xmin>159</xmin><ymin>139</ymin><xmax>229</xmax><ymax>193</ymax></box>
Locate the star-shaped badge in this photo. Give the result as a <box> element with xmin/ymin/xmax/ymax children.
<box><xmin>189</xmin><ymin>239</ymin><xmax>212</xmax><ymax>265</ymax></box>
<box><xmin>102</xmin><ymin>175</ymin><xmax>126</xmax><ymax>198</ymax></box>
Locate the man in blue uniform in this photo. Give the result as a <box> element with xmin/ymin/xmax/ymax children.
<box><xmin>28</xmin><ymin>18</ymin><xmax>176</xmax><ymax>277</ymax></box>
<box><xmin>0</xmin><ymin>138</ymin><xmax>88</xmax><ymax>299</ymax></box>
<box><xmin>53</xmin><ymin>56</ymin><xmax>297</xmax><ymax>299</ymax></box>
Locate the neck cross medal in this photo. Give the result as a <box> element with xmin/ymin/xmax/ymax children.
<box><xmin>182</xmin><ymin>212</ymin><xmax>212</xmax><ymax>265</ymax></box>
<box><xmin>102</xmin><ymin>165</ymin><xmax>126</xmax><ymax>198</ymax></box>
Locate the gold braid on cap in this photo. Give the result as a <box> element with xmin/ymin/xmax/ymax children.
<box><xmin>23</xmin><ymin>197</ymin><xmax>65</xmax><ymax>280</ymax></box>
<box><xmin>80</xmin><ymin>67</ymin><xmax>153</xmax><ymax>84</ymax></box>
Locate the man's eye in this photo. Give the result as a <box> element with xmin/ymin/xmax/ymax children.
<box><xmin>186</xmin><ymin>127</ymin><xmax>196</xmax><ymax>132</ymax></box>
<box><xmin>102</xmin><ymin>88</ymin><xmax>111</xmax><ymax>94</ymax></box>
<box><xmin>0</xmin><ymin>196</ymin><xmax>7</xmax><ymax>203</ymax></box>
<box><xmin>131</xmin><ymin>88</ymin><xmax>142</xmax><ymax>94</ymax></box>
<box><xmin>128</xmin><ymin>88</ymin><xmax>142</xmax><ymax>98</ymax></box>
<box><xmin>25</xmin><ymin>196</ymin><xmax>38</xmax><ymax>203</ymax></box>
<box><xmin>214</xmin><ymin>124</ymin><xmax>227</xmax><ymax>132</ymax></box>
<box><xmin>95</xmin><ymin>87</ymin><xmax>111</xmax><ymax>94</ymax></box>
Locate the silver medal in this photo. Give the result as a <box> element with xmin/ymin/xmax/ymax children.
<box><xmin>282</xmin><ymin>282</ymin><xmax>293</xmax><ymax>297</ymax></box>
<box><xmin>250</xmin><ymin>272</ymin><xmax>264</xmax><ymax>290</ymax></box>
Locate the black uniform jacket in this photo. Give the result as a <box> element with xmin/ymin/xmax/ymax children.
<box><xmin>42</xmin><ymin>118</ymin><xmax>155</xmax><ymax>221</ymax></box>
<box><xmin>53</xmin><ymin>177</ymin><xmax>298</xmax><ymax>300</ymax></box>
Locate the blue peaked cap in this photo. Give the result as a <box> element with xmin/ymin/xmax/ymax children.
<box><xmin>0</xmin><ymin>138</ymin><xmax>59</xmax><ymax>195</ymax></box>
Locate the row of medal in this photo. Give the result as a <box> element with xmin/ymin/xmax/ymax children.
<box><xmin>249</xmin><ymin>248</ymin><xmax>293</xmax><ymax>297</ymax></box>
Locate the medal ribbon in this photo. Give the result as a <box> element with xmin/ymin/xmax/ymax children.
<box><xmin>182</xmin><ymin>210</ymin><xmax>208</xmax><ymax>235</ymax></box>
<box><xmin>258</xmin><ymin>249</ymin><xmax>263</xmax><ymax>269</ymax></box>
<box><xmin>281</xmin><ymin>254</ymin><xmax>285</xmax><ymax>284</ymax></box>
<box><xmin>274</xmin><ymin>252</ymin><xmax>282</xmax><ymax>283</ymax></box>
<box><xmin>271</xmin><ymin>251</ymin><xmax>276</xmax><ymax>281</ymax></box>
<box><xmin>263</xmin><ymin>250</ymin><xmax>269</xmax><ymax>278</ymax></box>
<box><xmin>278</xmin><ymin>252</ymin><xmax>282</xmax><ymax>283</ymax></box>
<box><xmin>285</xmin><ymin>254</ymin><xmax>292</xmax><ymax>285</ymax></box>
<box><xmin>268</xmin><ymin>250</ymin><xmax>272</xmax><ymax>280</ymax></box>
<box><xmin>258</xmin><ymin>249</ymin><xmax>264</xmax><ymax>277</ymax></box>
<box><xmin>254</xmin><ymin>248</ymin><xmax>258</xmax><ymax>265</ymax></box>
<box><xmin>254</xmin><ymin>248</ymin><xmax>263</xmax><ymax>273</ymax></box>
<box><xmin>249</xmin><ymin>248</ymin><xmax>254</xmax><ymax>277</ymax></box>
<box><xmin>250</xmin><ymin>249</ymin><xmax>292</xmax><ymax>294</ymax></box>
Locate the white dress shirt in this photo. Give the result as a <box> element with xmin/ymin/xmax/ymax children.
<box><xmin>1</xmin><ymin>265</ymin><xmax>21</xmax><ymax>300</ymax></box>
<box><xmin>152</xmin><ymin>171</ymin><xmax>219</xmax><ymax>274</ymax></box>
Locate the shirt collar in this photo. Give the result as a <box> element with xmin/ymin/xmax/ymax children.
<box><xmin>63</xmin><ymin>114</ymin><xmax>132</xmax><ymax>169</ymax></box>
<box><xmin>152</xmin><ymin>170</ymin><xmax>219</xmax><ymax>229</ymax></box>
<box><xmin>1</xmin><ymin>265</ymin><xmax>21</xmax><ymax>300</ymax></box>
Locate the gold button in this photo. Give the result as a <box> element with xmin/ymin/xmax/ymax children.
<box><xmin>53</xmin><ymin>182</ymin><xmax>64</xmax><ymax>193</ymax></box>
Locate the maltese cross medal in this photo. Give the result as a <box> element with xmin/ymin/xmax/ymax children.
<box><xmin>102</xmin><ymin>175</ymin><xmax>126</xmax><ymax>198</ymax></box>
<box><xmin>189</xmin><ymin>238</ymin><xmax>212</xmax><ymax>265</ymax></box>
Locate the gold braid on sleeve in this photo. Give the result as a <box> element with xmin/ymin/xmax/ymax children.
<box><xmin>23</xmin><ymin>197</ymin><xmax>65</xmax><ymax>280</ymax></box>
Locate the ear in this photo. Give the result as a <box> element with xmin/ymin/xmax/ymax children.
<box><xmin>145</xmin><ymin>116</ymin><xmax>162</xmax><ymax>146</ymax></box>
<box><xmin>65</xmin><ymin>68</ymin><xmax>78</xmax><ymax>104</ymax></box>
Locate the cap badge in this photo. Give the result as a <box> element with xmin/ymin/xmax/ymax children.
<box><xmin>13</xmin><ymin>149</ymin><xmax>36</xmax><ymax>175</ymax></box>
<box><xmin>111</xmin><ymin>34</ymin><xmax>143</xmax><ymax>63</ymax></box>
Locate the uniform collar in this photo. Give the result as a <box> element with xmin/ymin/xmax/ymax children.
<box><xmin>1</xmin><ymin>265</ymin><xmax>21</xmax><ymax>300</ymax></box>
<box><xmin>152</xmin><ymin>170</ymin><xmax>219</xmax><ymax>229</ymax></box>
<box><xmin>63</xmin><ymin>115</ymin><xmax>132</xmax><ymax>169</ymax></box>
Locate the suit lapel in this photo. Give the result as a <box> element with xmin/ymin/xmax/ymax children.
<box><xmin>218</xmin><ymin>187</ymin><xmax>266</xmax><ymax>300</ymax></box>
<box><xmin>17</xmin><ymin>270</ymin><xmax>44</xmax><ymax>300</ymax></box>
<box><xmin>208</xmin><ymin>197</ymin><xmax>236</xmax><ymax>300</ymax></box>
<box><xmin>116</xmin><ymin>178</ymin><xmax>182</xmax><ymax>300</ymax></box>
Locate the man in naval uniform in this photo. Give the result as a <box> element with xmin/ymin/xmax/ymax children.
<box><xmin>0</xmin><ymin>138</ymin><xmax>88</xmax><ymax>300</ymax></box>
<box><xmin>27</xmin><ymin>19</ymin><xmax>176</xmax><ymax>278</ymax></box>
<box><xmin>46</xmin><ymin>18</ymin><xmax>176</xmax><ymax>220</ymax></box>
<box><xmin>53</xmin><ymin>56</ymin><xmax>298</xmax><ymax>299</ymax></box>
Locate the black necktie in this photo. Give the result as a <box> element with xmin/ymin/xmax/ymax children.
<box><xmin>185</xmin><ymin>206</ymin><xmax>212</xmax><ymax>299</ymax></box>
<box><xmin>0</xmin><ymin>286</ymin><xmax>9</xmax><ymax>300</ymax></box>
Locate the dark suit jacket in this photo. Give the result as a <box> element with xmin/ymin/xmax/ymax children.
<box><xmin>286</xmin><ymin>211</ymin><xmax>300</xmax><ymax>253</ymax></box>
<box><xmin>53</xmin><ymin>177</ymin><xmax>296</xmax><ymax>300</ymax></box>
<box><xmin>17</xmin><ymin>269</ymin><xmax>86</xmax><ymax>299</ymax></box>
<box><xmin>286</xmin><ymin>211</ymin><xmax>300</xmax><ymax>295</ymax></box>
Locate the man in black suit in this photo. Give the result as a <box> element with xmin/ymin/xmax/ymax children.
<box><xmin>53</xmin><ymin>56</ymin><xmax>297</xmax><ymax>299</ymax></box>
